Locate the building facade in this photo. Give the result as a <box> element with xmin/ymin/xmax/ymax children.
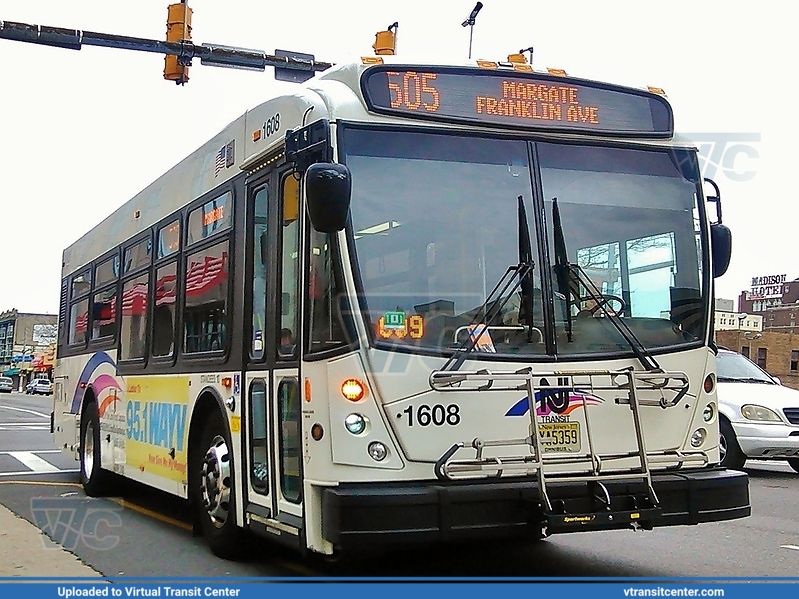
<box><xmin>738</xmin><ymin>273</ymin><xmax>799</xmax><ymax>333</ymax></box>
<box><xmin>716</xmin><ymin>329</ymin><xmax>799</xmax><ymax>392</ymax></box>
<box><xmin>0</xmin><ymin>309</ymin><xmax>57</xmax><ymax>389</ymax></box>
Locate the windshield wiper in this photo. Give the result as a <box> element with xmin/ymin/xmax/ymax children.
<box><xmin>517</xmin><ymin>195</ymin><xmax>537</xmax><ymax>343</ymax></box>
<box><xmin>440</xmin><ymin>195</ymin><xmax>536</xmax><ymax>373</ymax></box>
<box><xmin>551</xmin><ymin>198</ymin><xmax>661</xmax><ymax>372</ymax></box>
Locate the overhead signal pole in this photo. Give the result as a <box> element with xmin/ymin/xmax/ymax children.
<box><xmin>0</xmin><ymin>5</ymin><xmax>331</xmax><ymax>84</ymax></box>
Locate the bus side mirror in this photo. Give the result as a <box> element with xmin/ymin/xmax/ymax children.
<box><xmin>305</xmin><ymin>163</ymin><xmax>351</xmax><ymax>233</ymax></box>
<box><xmin>711</xmin><ymin>223</ymin><xmax>732</xmax><ymax>278</ymax></box>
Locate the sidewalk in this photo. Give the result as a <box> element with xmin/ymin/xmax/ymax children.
<box><xmin>0</xmin><ymin>502</ymin><xmax>102</xmax><ymax>577</ymax></box>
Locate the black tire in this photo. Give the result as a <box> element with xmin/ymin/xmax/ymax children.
<box><xmin>80</xmin><ymin>402</ymin><xmax>111</xmax><ymax>496</ymax></box>
<box><xmin>192</xmin><ymin>409</ymin><xmax>246</xmax><ymax>559</ymax></box>
<box><xmin>787</xmin><ymin>458</ymin><xmax>799</xmax><ymax>474</ymax></box>
<box><xmin>719</xmin><ymin>418</ymin><xmax>746</xmax><ymax>470</ymax></box>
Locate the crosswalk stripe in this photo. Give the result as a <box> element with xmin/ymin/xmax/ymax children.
<box><xmin>0</xmin><ymin>450</ymin><xmax>60</xmax><ymax>454</ymax></box>
<box><xmin>6</xmin><ymin>451</ymin><xmax>61</xmax><ymax>473</ymax></box>
<box><xmin>0</xmin><ymin>406</ymin><xmax>49</xmax><ymax>418</ymax></box>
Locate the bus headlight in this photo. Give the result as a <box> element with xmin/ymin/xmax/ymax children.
<box><xmin>690</xmin><ymin>428</ymin><xmax>707</xmax><ymax>448</ymax></box>
<box><xmin>368</xmin><ymin>441</ymin><xmax>388</xmax><ymax>461</ymax></box>
<box><xmin>702</xmin><ymin>403</ymin><xmax>715</xmax><ymax>423</ymax></box>
<box><xmin>344</xmin><ymin>413</ymin><xmax>368</xmax><ymax>435</ymax></box>
<box><xmin>741</xmin><ymin>405</ymin><xmax>782</xmax><ymax>422</ymax></box>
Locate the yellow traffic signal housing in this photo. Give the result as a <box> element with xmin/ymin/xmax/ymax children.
<box><xmin>372</xmin><ymin>23</ymin><xmax>398</xmax><ymax>56</ymax></box>
<box><xmin>164</xmin><ymin>2</ymin><xmax>192</xmax><ymax>84</ymax></box>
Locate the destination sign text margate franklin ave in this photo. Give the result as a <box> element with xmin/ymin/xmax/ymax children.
<box><xmin>475</xmin><ymin>81</ymin><xmax>600</xmax><ymax>123</ymax></box>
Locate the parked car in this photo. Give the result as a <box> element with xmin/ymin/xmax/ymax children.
<box><xmin>26</xmin><ymin>378</ymin><xmax>52</xmax><ymax>395</ymax></box>
<box><xmin>0</xmin><ymin>376</ymin><xmax>13</xmax><ymax>393</ymax></box>
<box><xmin>717</xmin><ymin>348</ymin><xmax>799</xmax><ymax>473</ymax></box>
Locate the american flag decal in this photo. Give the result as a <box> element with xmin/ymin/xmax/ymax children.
<box><xmin>214</xmin><ymin>145</ymin><xmax>226</xmax><ymax>178</ymax></box>
<box><xmin>214</xmin><ymin>140</ymin><xmax>235</xmax><ymax>177</ymax></box>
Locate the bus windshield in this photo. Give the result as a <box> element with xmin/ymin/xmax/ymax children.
<box><xmin>341</xmin><ymin>127</ymin><xmax>706</xmax><ymax>357</ymax></box>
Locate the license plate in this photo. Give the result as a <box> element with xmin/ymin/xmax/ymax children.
<box><xmin>538</xmin><ymin>422</ymin><xmax>581</xmax><ymax>453</ymax></box>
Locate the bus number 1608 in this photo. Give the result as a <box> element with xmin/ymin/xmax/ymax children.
<box><xmin>400</xmin><ymin>404</ymin><xmax>460</xmax><ymax>426</ymax></box>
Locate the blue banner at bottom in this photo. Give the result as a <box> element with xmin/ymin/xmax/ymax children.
<box><xmin>0</xmin><ymin>581</ymin><xmax>795</xmax><ymax>599</ymax></box>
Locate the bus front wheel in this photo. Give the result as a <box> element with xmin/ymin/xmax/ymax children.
<box><xmin>193</xmin><ymin>409</ymin><xmax>245</xmax><ymax>559</ymax></box>
<box><xmin>80</xmin><ymin>401</ymin><xmax>110</xmax><ymax>496</ymax></box>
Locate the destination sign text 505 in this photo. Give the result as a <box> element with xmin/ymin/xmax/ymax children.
<box><xmin>361</xmin><ymin>67</ymin><xmax>673</xmax><ymax>137</ymax></box>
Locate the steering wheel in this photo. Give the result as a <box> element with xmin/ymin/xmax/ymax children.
<box><xmin>583</xmin><ymin>294</ymin><xmax>626</xmax><ymax>316</ymax></box>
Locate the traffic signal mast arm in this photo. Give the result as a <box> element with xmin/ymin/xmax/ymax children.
<box><xmin>0</xmin><ymin>19</ymin><xmax>332</xmax><ymax>80</ymax></box>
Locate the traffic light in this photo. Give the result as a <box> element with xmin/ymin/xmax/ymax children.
<box><xmin>372</xmin><ymin>22</ymin><xmax>398</xmax><ymax>56</ymax></box>
<box><xmin>164</xmin><ymin>1</ymin><xmax>192</xmax><ymax>84</ymax></box>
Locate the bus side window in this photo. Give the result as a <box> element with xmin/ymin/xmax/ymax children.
<box><xmin>278</xmin><ymin>175</ymin><xmax>299</xmax><ymax>360</ymax></box>
<box><xmin>152</xmin><ymin>262</ymin><xmax>178</xmax><ymax>357</ymax></box>
<box><xmin>184</xmin><ymin>240</ymin><xmax>229</xmax><ymax>354</ymax></box>
<box><xmin>120</xmin><ymin>274</ymin><xmax>149</xmax><ymax>360</ymax></box>
<box><xmin>250</xmin><ymin>187</ymin><xmax>268</xmax><ymax>360</ymax></box>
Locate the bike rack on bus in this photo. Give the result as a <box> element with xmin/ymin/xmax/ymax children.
<box><xmin>429</xmin><ymin>367</ymin><xmax>707</xmax><ymax>523</ymax></box>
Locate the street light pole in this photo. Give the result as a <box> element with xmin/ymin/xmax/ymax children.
<box><xmin>461</xmin><ymin>2</ymin><xmax>483</xmax><ymax>59</ymax></box>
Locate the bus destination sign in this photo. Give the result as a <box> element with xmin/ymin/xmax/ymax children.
<box><xmin>361</xmin><ymin>67</ymin><xmax>673</xmax><ymax>136</ymax></box>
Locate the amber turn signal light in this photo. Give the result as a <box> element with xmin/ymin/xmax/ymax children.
<box><xmin>341</xmin><ymin>379</ymin><xmax>366</xmax><ymax>401</ymax></box>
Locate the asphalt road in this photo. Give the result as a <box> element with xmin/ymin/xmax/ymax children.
<box><xmin>1</xmin><ymin>391</ymin><xmax>797</xmax><ymax>577</ymax></box>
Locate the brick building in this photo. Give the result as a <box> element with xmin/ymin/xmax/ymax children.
<box><xmin>715</xmin><ymin>329</ymin><xmax>799</xmax><ymax>391</ymax></box>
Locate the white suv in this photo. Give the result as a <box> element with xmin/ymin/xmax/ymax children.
<box><xmin>717</xmin><ymin>348</ymin><xmax>799</xmax><ymax>473</ymax></box>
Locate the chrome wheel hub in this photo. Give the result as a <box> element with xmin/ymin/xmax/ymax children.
<box><xmin>83</xmin><ymin>419</ymin><xmax>95</xmax><ymax>479</ymax></box>
<box><xmin>200</xmin><ymin>435</ymin><xmax>231</xmax><ymax>528</ymax></box>
<box><xmin>719</xmin><ymin>432</ymin><xmax>727</xmax><ymax>462</ymax></box>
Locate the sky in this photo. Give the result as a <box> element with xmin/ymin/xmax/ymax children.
<box><xmin>0</xmin><ymin>0</ymin><xmax>790</xmax><ymax>315</ymax></box>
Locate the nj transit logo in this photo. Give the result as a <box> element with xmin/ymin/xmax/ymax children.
<box><xmin>505</xmin><ymin>379</ymin><xmax>604</xmax><ymax>417</ymax></box>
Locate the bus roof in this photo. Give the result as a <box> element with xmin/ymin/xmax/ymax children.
<box><xmin>61</xmin><ymin>58</ymin><xmax>681</xmax><ymax>277</ymax></box>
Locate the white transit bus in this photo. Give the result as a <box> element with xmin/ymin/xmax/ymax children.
<box><xmin>53</xmin><ymin>52</ymin><xmax>750</xmax><ymax>558</ymax></box>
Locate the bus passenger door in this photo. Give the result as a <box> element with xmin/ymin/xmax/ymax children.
<box><xmin>245</xmin><ymin>180</ymin><xmax>275</xmax><ymax>518</ymax></box>
<box><xmin>244</xmin><ymin>172</ymin><xmax>303</xmax><ymax>536</ymax></box>
<box><xmin>270</xmin><ymin>173</ymin><xmax>303</xmax><ymax>526</ymax></box>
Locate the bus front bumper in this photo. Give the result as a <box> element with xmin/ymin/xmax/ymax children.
<box><xmin>321</xmin><ymin>467</ymin><xmax>749</xmax><ymax>549</ymax></box>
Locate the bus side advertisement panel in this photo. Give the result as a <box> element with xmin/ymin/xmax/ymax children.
<box><xmin>124</xmin><ymin>376</ymin><xmax>190</xmax><ymax>483</ymax></box>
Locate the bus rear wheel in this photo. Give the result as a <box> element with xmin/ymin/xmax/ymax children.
<box><xmin>80</xmin><ymin>401</ymin><xmax>110</xmax><ymax>496</ymax></box>
<box><xmin>193</xmin><ymin>409</ymin><xmax>245</xmax><ymax>559</ymax></box>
